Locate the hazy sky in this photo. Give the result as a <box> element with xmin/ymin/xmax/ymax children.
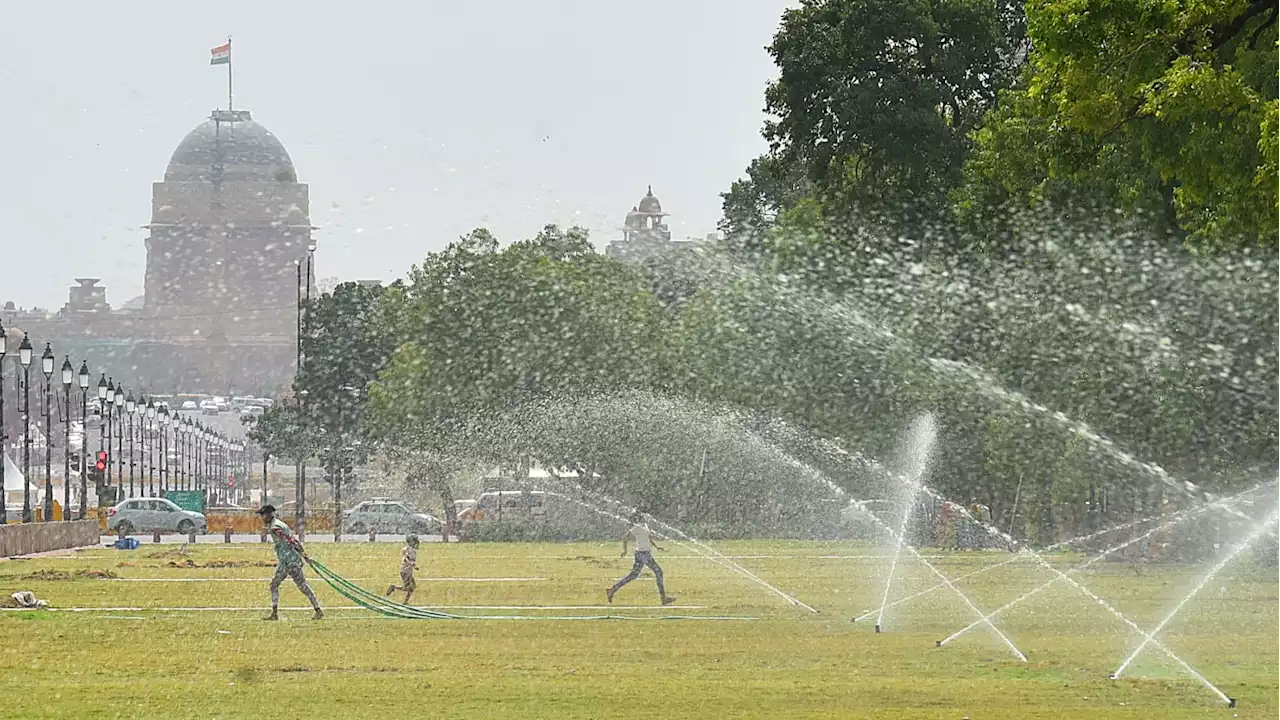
<box><xmin>0</xmin><ymin>1</ymin><xmax>791</xmax><ymax>309</ymax></box>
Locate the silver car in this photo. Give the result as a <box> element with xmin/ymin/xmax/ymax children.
<box><xmin>107</xmin><ymin>497</ymin><xmax>208</xmax><ymax>536</ymax></box>
<box><xmin>343</xmin><ymin>499</ymin><xmax>441</xmax><ymax>535</ymax></box>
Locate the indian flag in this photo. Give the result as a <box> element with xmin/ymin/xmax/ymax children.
<box><xmin>210</xmin><ymin>42</ymin><xmax>230</xmax><ymax>65</ymax></box>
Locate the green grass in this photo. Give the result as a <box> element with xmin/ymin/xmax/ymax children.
<box><xmin>0</xmin><ymin>540</ymin><xmax>1274</xmax><ymax>719</ymax></box>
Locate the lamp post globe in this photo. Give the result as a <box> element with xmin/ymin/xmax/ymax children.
<box><xmin>40</xmin><ymin>343</ymin><xmax>54</xmax><ymax>379</ymax></box>
<box><xmin>125</xmin><ymin>393</ymin><xmax>135</xmax><ymax>416</ymax></box>
<box><xmin>97</xmin><ymin>375</ymin><xmax>108</xmax><ymax>400</ymax></box>
<box><xmin>18</xmin><ymin>335</ymin><xmax>32</xmax><ymax>368</ymax></box>
<box><xmin>78</xmin><ymin>362</ymin><xmax>90</xmax><ymax>390</ymax></box>
<box><xmin>60</xmin><ymin>357</ymin><xmax>72</xmax><ymax>387</ymax></box>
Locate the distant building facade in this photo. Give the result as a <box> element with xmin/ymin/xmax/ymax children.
<box><xmin>605</xmin><ymin>186</ymin><xmax>716</xmax><ymax>263</ymax></box>
<box><xmin>1</xmin><ymin>108</ymin><xmax>311</xmax><ymax>396</ymax></box>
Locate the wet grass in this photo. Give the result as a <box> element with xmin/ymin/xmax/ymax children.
<box><xmin>0</xmin><ymin>540</ymin><xmax>1274</xmax><ymax>719</ymax></box>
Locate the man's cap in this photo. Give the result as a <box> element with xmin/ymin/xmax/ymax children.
<box><xmin>257</xmin><ymin>505</ymin><xmax>276</xmax><ymax>515</ymax></box>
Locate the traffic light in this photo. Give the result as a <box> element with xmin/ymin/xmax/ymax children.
<box><xmin>96</xmin><ymin>451</ymin><xmax>108</xmax><ymax>473</ymax></box>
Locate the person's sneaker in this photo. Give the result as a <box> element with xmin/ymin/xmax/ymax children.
<box><xmin>263</xmin><ymin>611</ymin><xmax>279</xmax><ymax>621</ymax></box>
<box><xmin>312</xmin><ymin>608</ymin><xmax>324</xmax><ymax>620</ymax></box>
<box><xmin>606</xmin><ymin>588</ymin><xmax>615</xmax><ymax>604</ymax></box>
<box><xmin>661</xmin><ymin>596</ymin><xmax>677</xmax><ymax>606</ymax></box>
<box><xmin>386</xmin><ymin>585</ymin><xmax>395</xmax><ymax>597</ymax></box>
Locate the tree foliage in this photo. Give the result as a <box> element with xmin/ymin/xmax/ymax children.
<box><xmin>957</xmin><ymin>0</ymin><xmax>1279</xmax><ymax>248</ymax></box>
<box><xmin>723</xmin><ymin>0</ymin><xmax>1027</xmax><ymax>240</ymax></box>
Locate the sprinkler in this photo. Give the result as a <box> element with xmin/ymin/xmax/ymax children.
<box><xmin>874</xmin><ymin>624</ymin><xmax>881</xmax><ymax>633</ymax></box>
<box><xmin>1107</xmin><ymin>674</ymin><xmax>1117</xmax><ymax>680</ymax></box>
<box><xmin>935</xmin><ymin>640</ymin><xmax>942</xmax><ymax>648</ymax></box>
<box><xmin>1227</xmin><ymin>698</ymin><xmax>1236</xmax><ymax>709</ymax></box>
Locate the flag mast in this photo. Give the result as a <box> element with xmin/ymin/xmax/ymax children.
<box><xmin>226</xmin><ymin>35</ymin><xmax>233</xmax><ymax>111</ymax></box>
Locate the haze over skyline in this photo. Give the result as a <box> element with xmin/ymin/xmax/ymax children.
<box><xmin>0</xmin><ymin>1</ymin><xmax>790</xmax><ymax>309</ymax></box>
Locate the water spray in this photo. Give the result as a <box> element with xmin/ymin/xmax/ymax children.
<box><xmin>853</xmin><ymin>483</ymin><xmax>1267</xmax><ymax>623</ymax></box>
<box><xmin>525</xmin><ymin>481</ymin><xmax>819</xmax><ymax>613</ymax></box>
<box><xmin>935</xmin><ymin>487</ymin><xmax>1267</xmax><ymax>647</ymax></box>
<box><xmin>873</xmin><ymin>414</ymin><xmax>935</xmax><ymax>634</ymax></box>
<box><xmin>1110</xmin><ymin>509</ymin><xmax>1279</xmax><ymax>689</ymax></box>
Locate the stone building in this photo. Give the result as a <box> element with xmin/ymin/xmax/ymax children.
<box><xmin>605</xmin><ymin>186</ymin><xmax>715</xmax><ymax>263</ymax></box>
<box><xmin>1</xmin><ymin>108</ymin><xmax>312</xmax><ymax>397</ymax></box>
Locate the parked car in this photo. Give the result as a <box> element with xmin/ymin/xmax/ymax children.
<box><xmin>181</xmin><ymin>400</ymin><xmax>198</xmax><ymax>411</ymax></box>
<box><xmin>343</xmin><ymin>499</ymin><xmax>442</xmax><ymax>535</ymax></box>
<box><xmin>200</xmin><ymin>400</ymin><xmax>219</xmax><ymax>415</ymax></box>
<box><xmin>240</xmin><ymin>405</ymin><xmax>265</xmax><ymax>419</ymax></box>
<box><xmin>457</xmin><ymin>490</ymin><xmax>548</xmax><ymax>523</ymax></box>
<box><xmin>107</xmin><ymin>497</ymin><xmax>207</xmax><ymax>536</ymax></box>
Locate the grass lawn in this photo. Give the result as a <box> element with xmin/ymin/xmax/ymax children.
<box><xmin>0</xmin><ymin>539</ymin><xmax>1274</xmax><ymax>719</ymax></box>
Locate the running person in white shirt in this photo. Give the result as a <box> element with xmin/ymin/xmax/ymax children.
<box><xmin>607</xmin><ymin>512</ymin><xmax>676</xmax><ymax>605</ymax></box>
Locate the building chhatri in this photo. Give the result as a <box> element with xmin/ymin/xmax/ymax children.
<box><xmin>605</xmin><ymin>186</ymin><xmax>716</xmax><ymax>263</ymax></box>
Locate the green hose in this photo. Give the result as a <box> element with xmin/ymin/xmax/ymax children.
<box><xmin>305</xmin><ymin>557</ymin><xmax>756</xmax><ymax>622</ymax></box>
<box><xmin>308</xmin><ymin>558</ymin><xmax>457</xmax><ymax>619</ymax></box>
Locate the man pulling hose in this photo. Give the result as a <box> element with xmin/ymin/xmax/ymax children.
<box><xmin>258</xmin><ymin>505</ymin><xmax>323</xmax><ymax>621</ymax></box>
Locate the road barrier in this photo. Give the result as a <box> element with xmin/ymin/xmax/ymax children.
<box><xmin>0</xmin><ymin>520</ymin><xmax>101</xmax><ymax>557</ymax></box>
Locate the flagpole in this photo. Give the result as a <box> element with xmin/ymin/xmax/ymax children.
<box><xmin>227</xmin><ymin>36</ymin><xmax>233</xmax><ymax>111</ymax></box>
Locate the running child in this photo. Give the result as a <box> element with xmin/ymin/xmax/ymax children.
<box><xmin>607</xmin><ymin>512</ymin><xmax>676</xmax><ymax>605</ymax></box>
<box><xmin>386</xmin><ymin>534</ymin><xmax>421</xmax><ymax>604</ymax></box>
<box><xmin>258</xmin><ymin>505</ymin><xmax>323</xmax><ymax>621</ymax></box>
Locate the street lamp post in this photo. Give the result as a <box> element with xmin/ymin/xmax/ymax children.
<box><xmin>99</xmin><ymin>377</ymin><xmax>110</xmax><ymax>502</ymax></box>
<box><xmin>125</xmin><ymin>392</ymin><xmax>136</xmax><ymax>498</ymax></box>
<box><xmin>138</xmin><ymin>396</ymin><xmax>147</xmax><ymax>496</ymax></box>
<box><xmin>78</xmin><ymin>362</ymin><xmax>89</xmax><ymax>518</ymax></box>
<box><xmin>40</xmin><ymin>343</ymin><xmax>53</xmax><ymax>522</ymax></box>
<box><xmin>178</xmin><ymin>419</ymin><xmax>186</xmax><ymax>490</ymax></box>
<box><xmin>0</xmin><ymin>321</ymin><xmax>8</xmax><ymax>527</ymax></box>
<box><xmin>60</xmin><ymin>357</ymin><xmax>72</xmax><ymax>520</ymax></box>
<box><xmin>159</xmin><ymin>407</ymin><xmax>170</xmax><ymax>494</ymax></box>
<box><xmin>146</xmin><ymin>399</ymin><xmax>156</xmax><ymax>496</ymax></box>
<box><xmin>113</xmin><ymin>384</ymin><xmax>124</xmax><ymax>493</ymax></box>
<box><xmin>194</xmin><ymin>425</ymin><xmax>202</xmax><ymax>495</ymax></box>
<box><xmin>18</xmin><ymin>334</ymin><xmax>33</xmax><ymax>523</ymax></box>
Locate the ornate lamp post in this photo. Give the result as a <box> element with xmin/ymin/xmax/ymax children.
<box><xmin>100</xmin><ymin>377</ymin><xmax>112</xmax><ymax>502</ymax></box>
<box><xmin>146</xmin><ymin>399</ymin><xmax>156</xmax><ymax>496</ymax></box>
<box><xmin>125</xmin><ymin>392</ymin><xmax>136</xmax><ymax>498</ymax></box>
<box><xmin>18</xmin><ymin>334</ymin><xmax>33</xmax><ymax>523</ymax></box>
<box><xmin>177</xmin><ymin>418</ymin><xmax>187</xmax><ymax>490</ymax></box>
<box><xmin>113</xmin><ymin>384</ymin><xmax>124</xmax><ymax>492</ymax></box>
<box><xmin>60</xmin><ymin>356</ymin><xmax>72</xmax><ymax>519</ymax></box>
<box><xmin>77</xmin><ymin>362</ymin><xmax>90</xmax><ymax>518</ymax></box>
<box><xmin>0</xmin><ymin>321</ymin><xmax>7</xmax><ymax>527</ymax></box>
<box><xmin>40</xmin><ymin>343</ymin><xmax>53</xmax><ymax>522</ymax></box>
<box><xmin>158</xmin><ymin>406</ymin><xmax>170</xmax><ymax>494</ymax></box>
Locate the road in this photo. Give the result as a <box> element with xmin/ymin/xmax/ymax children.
<box><xmin>171</xmin><ymin>408</ymin><xmax>250</xmax><ymax>441</ymax></box>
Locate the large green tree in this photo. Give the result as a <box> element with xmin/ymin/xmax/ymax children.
<box><xmin>366</xmin><ymin>225</ymin><xmax>668</xmax><ymax>458</ymax></box>
<box><xmin>722</xmin><ymin>0</ymin><xmax>1026</xmax><ymax>240</ymax></box>
<box><xmin>958</xmin><ymin>0</ymin><xmax>1279</xmax><ymax>248</ymax></box>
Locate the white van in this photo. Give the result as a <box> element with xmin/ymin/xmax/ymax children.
<box><xmin>457</xmin><ymin>490</ymin><xmax>547</xmax><ymax>523</ymax></box>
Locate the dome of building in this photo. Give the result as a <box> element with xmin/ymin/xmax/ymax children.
<box><xmin>637</xmin><ymin>185</ymin><xmax>664</xmax><ymax>215</ymax></box>
<box><xmin>164</xmin><ymin>110</ymin><xmax>297</xmax><ymax>183</ymax></box>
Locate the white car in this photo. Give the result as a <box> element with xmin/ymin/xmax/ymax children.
<box><xmin>200</xmin><ymin>400</ymin><xmax>220</xmax><ymax>415</ymax></box>
<box><xmin>181</xmin><ymin>400</ymin><xmax>198</xmax><ymax>411</ymax></box>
